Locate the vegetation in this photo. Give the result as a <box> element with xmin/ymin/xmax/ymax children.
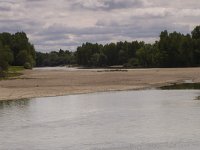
<box><xmin>1</xmin><ymin>26</ymin><xmax>200</xmax><ymax>72</ymax></box>
<box><xmin>160</xmin><ymin>83</ymin><xmax>200</xmax><ymax>90</ymax></box>
<box><xmin>75</xmin><ymin>26</ymin><xmax>200</xmax><ymax>68</ymax></box>
<box><xmin>0</xmin><ymin>43</ymin><xmax>13</xmax><ymax>77</ymax></box>
<box><xmin>35</xmin><ymin>50</ymin><xmax>76</xmax><ymax>67</ymax></box>
<box><xmin>0</xmin><ymin>32</ymin><xmax>35</xmax><ymax>78</ymax></box>
<box><xmin>0</xmin><ymin>66</ymin><xmax>24</xmax><ymax>79</ymax></box>
<box><xmin>35</xmin><ymin>25</ymin><xmax>200</xmax><ymax>68</ymax></box>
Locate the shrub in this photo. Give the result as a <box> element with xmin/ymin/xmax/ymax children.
<box><xmin>0</xmin><ymin>71</ymin><xmax>5</xmax><ymax>78</ymax></box>
<box><xmin>24</xmin><ymin>62</ymin><xmax>32</xmax><ymax>69</ymax></box>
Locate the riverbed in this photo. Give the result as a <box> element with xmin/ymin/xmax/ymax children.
<box><xmin>1</xmin><ymin>67</ymin><xmax>200</xmax><ymax>101</ymax></box>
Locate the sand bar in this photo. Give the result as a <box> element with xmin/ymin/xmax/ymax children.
<box><xmin>0</xmin><ymin>67</ymin><xmax>200</xmax><ymax>101</ymax></box>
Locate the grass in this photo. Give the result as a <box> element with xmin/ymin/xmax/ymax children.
<box><xmin>0</xmin><ymin>66</ymin><xmax>24</xmax><ymax>80</ymax></box>
<box><xmin>160</xmin><ymin>83</ymin><xmax>200</xmax><ymax>90</ymax></box>
<box><xmin>8</xmin><ymin>66</ymin><xmax>24</xmax><ymax>72</ymax></box>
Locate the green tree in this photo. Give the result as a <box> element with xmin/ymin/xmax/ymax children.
<box><xmin>136</xmin><ymin>44</ymin><xmax>154</xmax><ymax>67</ymax></box>
<box><xmin>91</xmin><ymin>53</ymin><xmax>100</xmax><ymax>66</ymax></box>
<box><xmin>16</xmin><ymin>50</ymin><xmax>33</xmax><ymax>67</ymax></box>
<box><xmin>192</xmin><ymin>26</ymin><xmax>200</xmax><ymax>39</ymax></box>
<box><xmin>0</xmin><ymin>32</ymin><xmax>12</xmax><ymax>46</ymax></box>
<box><xmin>11</xmin><ymin>32</ymin><xmax>35</xmax><ymax>66</ymax></box>
<box><xmin>0</xmin><ymin>42</ymin><xmax>13</xmax><ymax>75</ymax></box>
<box><xmin>103</xmin><ymin>43</ymin><xmax>119</xmax><ymax>66</ymax></box>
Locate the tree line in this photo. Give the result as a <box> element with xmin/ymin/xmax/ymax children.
<box><xmin>1</xmin><ymin>25</ymin><xmax>200</xmax><ymax>74</ymax></box>
<box><xmin>36</xmin><ymin>50</ymin><xmax>76</xmax><ymax>67</ymax></box>
<box><xmin>36</xmin><ymin>25</ymin><xmax>200</xmax><ymax>68</ymax></box>
<box><xmin>0</xmin><ymin>32</ymin><xmax>36</xmax><ymax>76</ymax></box>
<box><xmin>75</xmin><ymin>26</ymin><xmax>200</xmax><ymax>68</ymax></box>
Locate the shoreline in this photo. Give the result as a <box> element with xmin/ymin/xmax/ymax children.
<box><xmin>1</xmin><ymin>67</ymin><xmax>200</xmax><ymax>101</ymax></box>
<box><xmin>0</xmin><ymin>86</ymin><xmax>150</xmax><ymax>101</ymax></box>
<box><xmin>0</xmin><ymin>84</ymin><xmax>152</xmax><ymax>101</ymax></box>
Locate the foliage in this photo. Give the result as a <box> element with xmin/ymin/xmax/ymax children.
<box><xmin>71</xmin><ymin>25</ymin><xmax>200</xmax><ymax>68</ymax></box>
<box><xmin>24</xmin><ymin>62</ymin><xmax>32</xmax><ymax>69</ymax></box>
<box><xmin>0</xmin><ymin>32</ymin><xmax>35</xmax><ymax>72</ymax></box>
<box><xmin>35</xmin><ymin>49</ymin><xmax>75</xmax><ymax>67</ymax></box>
<box><xmin>74</xmin><ymin>41</ymin><xmax>143</xmax><ymax>67</ymax></box>
<box><xmin>0</xmin><ymin>66</ymin><xmax>24</xmax><ymax>79</ymax></box>
<box><xmin>0</xmin><ymin>42</ymin><xmax>13</xmax><ymax>75</ymax></box>
<box><xmin>192</xmin><ymin>26</ymin><xmax>200</xmax><ymax>39</ymax></box>
<box><xmin>34</xmin><ymin>25</ymin><xmax>200</xmax><ymax>68</ymax></box>
<box><xmin>8</xmin><ymin>66</ymin><xmax>24</xmax><ymax>72</ymax></box>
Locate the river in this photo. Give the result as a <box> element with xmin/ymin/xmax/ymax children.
<box><xmin>1</xmin><ymin>90</ymin><xmax>200</xmax><ymax>150</ymax></box>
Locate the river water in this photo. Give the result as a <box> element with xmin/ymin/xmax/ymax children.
<box><xmin>1</xmin><ymin>90</ymin><xmax>200</xmax><ymax>150</ymax></box>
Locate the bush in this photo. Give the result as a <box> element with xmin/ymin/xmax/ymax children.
<box><xmin>0</xmin><ymin>67</ymin><xmax>6</xmax><ymax>78</ymax></box>
<box><xmin>123</xmin><ymin>58</ymin><xmax>139</xmax><ymax>68</ymax></box>
<box><xmin>0</xmin><ymin>71</ymin><xmax>5</xmax><ymax>78</ymax></box>
<box><xmin>24</xmin><ymin>62</ymin><xmax>32</xmax><ymax>69</ymax></box>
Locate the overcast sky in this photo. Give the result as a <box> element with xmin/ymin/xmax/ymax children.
<box><xmin>0</xmin><ymin>0</ymin><xmax>200</xmax><ymax>52</ymax></box>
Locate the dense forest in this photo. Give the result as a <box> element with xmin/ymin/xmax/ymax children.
<box><xmin>36</xmin><ymin>50</ymin><xmax>76</xmax><ymax>67</ymax></box>
<box><xmin>0</xmin><ymin>32</ymin><xmax>35</xmax><ymax>76</ymax></box>
<box><xmin>0</xmin><ymin>25</ymin><xmax>200</xmax><ymax>75</ymax></box>
<box><xmin>36</xmin><ymin>25</ymin><xmax>200</xmax><ymax>68</ymax></box>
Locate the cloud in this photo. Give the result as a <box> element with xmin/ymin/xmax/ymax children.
<box><xmin>0</xmin><ymin>0</ymin><xmax>199</xmax><ymax>51</ymax></box>
<box><xmin>70</xmin><ymin>0</ymin><xmax>146</xmax><ymax>11</ymax></box>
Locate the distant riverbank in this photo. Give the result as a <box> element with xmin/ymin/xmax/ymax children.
<box><xmin>1</xmin><ymin>67</ymin><xmax>200</xmax><ymax>101</ymax></box>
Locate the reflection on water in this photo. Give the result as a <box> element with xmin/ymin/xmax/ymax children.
<box><xmin>0</xmin><ymin>99</ymin><xmax>30</xmax><ymax>109</ymax></box>
<box><xmin>160</xmin><ymin>83</ymin><xmax>200</xmax><ymax>90</ymax></box>
<box><xmin>1</xmin><ymin>90</ymin><xmax>200</xmax><ymax>150</ymax></box>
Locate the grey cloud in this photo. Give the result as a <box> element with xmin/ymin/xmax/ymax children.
<box><xmin>149</xmin><ymin>0</ymin><xmax>200</xmax><ymax>9</ymax></box>
<box><xmin>0</xmin><ymin>19</ymin><xmax>43</xmax><ymax>34</ymax></box>
<box><xmin>71</xmin><ymin>0</ymin><xmax>145</xmax><ymax>11</ymax></box>
<box><xmin>0</xmin><ymin>6</ymin><xmax>11</xmax><ymax>11</ymax></box>
<box><xmin>103</xmin><ymin>0</ymin><xmax>144</xmax><ymax>10</ymax></box>
<box><xmin>0</xmin><ymin>1</ymin><xmax>17</xmax><ymax>12</ymax></box>
<box><xmin>25</xmin><ymin>0</ymin><xmax>46</xmax><ymax>2</ymax></box>
<box><xmin>32</xmin><ymin>19</ymin><xmax>190</xmax><ymax>51</ymax></box>
<box><xmin>0</xmin><ymin>0</ymin><xmax>199</xmax><ymax>52</ymax></box>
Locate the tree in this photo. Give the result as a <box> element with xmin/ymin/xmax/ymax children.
<box><xmin>192</xmin><ymin>26</ymin><xmax>200</xmax><ymax>65</ymax></box>
<box><xmin>0</xmin><ymin>42</ymin><xmax>13</xmax><ymax>76</ymax></box>
<box><xmin>33</xmin><ymin>25</ymin><xmax>200</xmax><ymax>68</ymax></box>
<box><xmin>136</xmin><ymin>44</ymin><xmax>153</xmax><ymax>67</ymax></box>
<box><xmin>192</xmin><ymin>26</ymin><xmax>200</xmax><ymax>39</ymax></box>
<box><xmin>0</xmin><ymin>31</ymin><xmax>36</xmax><ymax>71</ymax></box>
<box><xmin>91</xmin><ymin>53</ymin><xmax>100</xmax><ymax>67</ymax></box>
<box><xmin>103</xmin><ymin>43</ymin><xmax>119</xmax><ymax>66</ymax></box>
<box><xmin>0</xmin><ymin>32</ymin><xmax>12</xmax><ymax>46</ymax></box>
<box><xmin>10</xmin><ymin>32</ymin><xmax>35</xmax><ymax>66</ymax></box>
<box><xmin>16</xmin><ymin>50</ymin><xmax>32</xmax><ymax>66</ymax></box>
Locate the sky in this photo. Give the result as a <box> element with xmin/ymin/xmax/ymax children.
<box><xmin>0</xmin><ymin>0</ymin><xmax>200</xmax><ymax>52</ymax></box>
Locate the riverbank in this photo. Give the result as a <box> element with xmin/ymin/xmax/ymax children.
<box><xmin>1</xmin><ymin>67</ymin><xmax>200</xmax><ymax>101</ymax></box>
<box><xmin>0</xmin><ymin>66</ymin><xmax>24</xmax><ymax>80</ymax></box>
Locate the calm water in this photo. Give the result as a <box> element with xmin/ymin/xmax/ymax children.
<box><xmin>160</xmin><ymin>83</ymin><xmax>200</xmax><ymax>90</ymax></box>
<box><xmin>1</xmin><ymin>90</ymin><xmax>200</xmax><ymax>150</ymax></box>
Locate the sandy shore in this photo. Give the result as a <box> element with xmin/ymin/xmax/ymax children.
<box><xmin>1</xmin><ymin>67</ymin><xmax>200</xmax><ymax>101</ymax></box>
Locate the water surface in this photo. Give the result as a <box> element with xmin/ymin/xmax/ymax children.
<box><xmin>1</xmin><ymin>90</ymin><xmax>200</xmax><ymax>150</ymax></box>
